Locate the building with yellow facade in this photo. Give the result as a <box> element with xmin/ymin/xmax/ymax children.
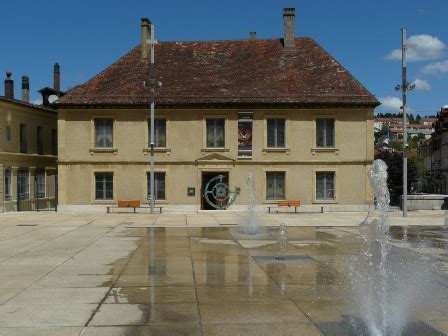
<box><xmin>1</xmin><ymin>70</ymin><xmax>58</xmax><ymax>212</ymax></box>
<box><xmin>57</xmin><ymin>8</ymin><xmax>379</xmax><ymax>212</ymax></box>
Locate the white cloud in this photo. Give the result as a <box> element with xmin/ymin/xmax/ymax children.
<box><xmin>443</xmin><ymin>104</ymin><xmax>448</xmax><ymax>108</ymax></box>
<box><xmin>386</xmin><ymin>34</ymin><xmax>446</xmax><ymax>61</ymax></box>
<box><xmin>421</xmin><ymin>60</ymin><xmax>448</xmax><ymax>75</ymax></box>
<box><xmin>379</xmin><ymin>96</ymin><xmax>403</xmax><ymax>113</ymax></box>
<box><xmin>31</xmin><ymin>98</ymin><xmax>42</xmax><ymax>105</ymax></box>
<box><xmin>412</xmin><ymin>79</ymin><xmax>431</xmax><ymax>91</ymax></box>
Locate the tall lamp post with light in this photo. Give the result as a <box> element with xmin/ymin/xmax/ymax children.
<box><xmin>395</xmin><ymin>28</ymin><xmax>415</xmax><ymax>218</ymax></box>
<box><xmin>144</xmin><ymin>22</ymin><xmax>161</xmax><ymax>214</ymax></box>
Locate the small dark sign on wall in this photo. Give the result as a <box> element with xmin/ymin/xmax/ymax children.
<box><xmin>187</xmin><ymin>187</ymin><xmax>195</xmax><ymax>196</ymax></box>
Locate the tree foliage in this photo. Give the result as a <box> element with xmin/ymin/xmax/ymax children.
<box><xmin>374</xmin><ymin>151</ymin><xmax>417</xmax><ymax>206</ymax></box>
<box><xmin>375</xmin><ymin>112</ymin><xmax>424</xmax><ymax>122</ymax></box>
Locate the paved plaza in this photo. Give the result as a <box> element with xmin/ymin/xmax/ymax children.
<box><xmin>0</xmin><ymin>211</ymin><xmax>446</xmax><ymax>335</ymax></box>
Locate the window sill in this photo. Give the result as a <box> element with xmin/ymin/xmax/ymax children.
<box><xmin>145</xmin><ymin>200</ymin><xmax>168</xmax><ymax>205</ymax></box>
<box><xmin>93</xmin><ymin>200</ymin><xmax>115</xmax><ymax>204</ymax></box>
<box><xmin>262</xmin><ymin>148</ymin><xmax>290</xmax><ymax>154</ymax></box>
<box><xmin>90</xmin><ymin>148</ymin><xmax>118</xmax><ymax>155</ymax></box>
<box><xmin>143</xmin><ymin>148</ymin><xmax>171</xmax><ymax>154</ymax></box>
<box><xmin>313</xmin><ymin>199</ymin><xmax>338</xmax><ymax>204</ymax></box>
<box><xmin>237</xmin><ymin>156</ymin><xmax>253</xmax><ymax>160</ymax></box>
<box><xmin>201</xmin><ymin>148</ymin><xmax>229</xmax><ymax>153</ymax></box>
<box><xmin>311</xmin><ymin>147</ymin><xmax>339</xmax><ymax>155</ymax></box>
<box><xmin>264</xmin><ymin>199</ymin><xmax>286</xmax><ymax>204</ymax></box>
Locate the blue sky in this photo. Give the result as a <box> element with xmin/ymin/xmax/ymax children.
<box><xmin>1</xmin><ymin>0</ymin><xmax>447</xmax><ymax>116</ymax></box>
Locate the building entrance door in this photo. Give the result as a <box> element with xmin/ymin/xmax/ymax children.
<box><xmin>201</xmin><ymin>172</ymin><xmax>229</xmax><ymax>210</ymax></box>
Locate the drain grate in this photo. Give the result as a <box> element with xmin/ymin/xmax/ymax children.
<box><xmin>317</xmin><ymin>320</ymin><xmax>445</xmax><ymax>336</ymax></box>
<box><xmin>253</xmin><ymin>255</ymin><xmax>317</xmax><ymax>265</ymax></box>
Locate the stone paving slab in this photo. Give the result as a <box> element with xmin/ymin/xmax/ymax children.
<box><xmin>0</xmin><ymin>212</ymin><xmax>445</xmax><ymax>335</ymax></box>
<box><xmin>0</xmin><ymin>327</ymin><xmax>82</xmax><ymax>336</ymax></box>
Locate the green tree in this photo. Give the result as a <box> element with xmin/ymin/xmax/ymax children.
<box><xmin>374</xmin><ymin>151</ymin><xmax>417</xmax><ymax>206</ymax></box>
<box><xmin>416</xmin><ymin>114</ymin><xmax>422</xmax><ymax>123</ymax></box>
<box><xmin>390</xmin><ymin>141</ymin><xmax>403</xmax><ymax>151</ymax></box>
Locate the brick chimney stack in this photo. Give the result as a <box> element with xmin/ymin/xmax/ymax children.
<box><xmin>283</xmin><ymin>8</ymin><xmax>296</xmax><ymax>49</ymax></box>
<box><xmin>141</xmin><ymin>18</ymin><xmax>151</xmax><ymax>60</ymax></box>
<box><xmin>4</xmin><ymin>71</ymin><xmax>14</xmax><ymax>99</ymax></box>
<box><xmin>54</xmin><ymin>63</ymin><xmax>60</xmax><ymax>97</ymax></box>
<box><xmin>22</xmin><ymin>75</ymin><xmax>29</xmax><ymax>102</ymax></box>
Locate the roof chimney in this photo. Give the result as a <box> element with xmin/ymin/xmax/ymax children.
<box><xmin>141</xmin><ymin>18</ymin><xmax>151</xmax><ymax>60</ymax></box>
<box><xmin>283</xmin><ymin>8</ymin><xmax>295</xmax><ymax>49</ymax></box>
<box><xmin>22</xmin><ymin>75</ymin><xmax>29</xmax><ymax>102</ymax></box>
<box><xmin>4</xmin><ymin>71</ymin><xmax>14</xmax><ymax>99</ymax></box>
<box><xmin>53</xmin><ymin>63</ymin><xmax>60</xmax><ymax>97</ymax></box>
<box><xmin>250</xmin><ymin>32</ymin><xmax>257</xmax><ymax>40</ymax></box>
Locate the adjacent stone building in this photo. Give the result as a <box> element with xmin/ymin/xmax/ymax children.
<box><xmin>420</xmin><ymin>107</ymin><xmax>448</xmax><ymax>193</ymax></box>
<box><xmin>57</xmin><ymin>8</ymin><xmax>379</xmax><ymax>212</ymax></box>
<box><xmin>1</xmin><ymin>71</ymin><xmax>58</xmax><ymax>212</ymax></box>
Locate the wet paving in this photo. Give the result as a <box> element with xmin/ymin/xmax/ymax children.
<box><xmin>0</xmin><ymin>213</ymin><xmax>446</xmax><ymax>335</ymax></box>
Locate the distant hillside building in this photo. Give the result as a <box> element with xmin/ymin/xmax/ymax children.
<box><xmin>420</xmin><ymin>117</ymin><xmax>437</xmax><ymax>127</ymax></box>
<box><xmin>57</xmin><ymin>8</ymin><xmax>379</xmax><ymax>212</ymax></box>
<box><xmin>375</xmin><ymin>116</ymin><xmax>433</xmax><ymax>140</ymax></box>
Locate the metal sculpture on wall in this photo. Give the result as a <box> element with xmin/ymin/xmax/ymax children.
<box><xmin>204</xmin><ymin>175</ymin><xmax>238</xmax><ymax>209</ymax></box>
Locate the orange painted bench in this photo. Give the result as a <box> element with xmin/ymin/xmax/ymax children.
<box><xmin>267</xmin><ymin>200</ymin><xmax>300</xmax><ymax>213</ymax></box>
<box><xmin>106</xmin><ymin>200</ymin><xmax>164</xmax><ymax>213</ymax></box>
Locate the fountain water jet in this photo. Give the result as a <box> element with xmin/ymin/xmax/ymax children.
<box><xmin>276</xmin><ymin>223</ymin><xmax>287</xmax><ymax>260</ymax></box>
<box><xmin>348</xmin><ymin>159</ymin><xmax>436</xmax><ymax>336</ymax></box>
<box><xmin>241</xmin><ymin>172</ymin><xmax>260</xmax><ymax>235</ymax></box>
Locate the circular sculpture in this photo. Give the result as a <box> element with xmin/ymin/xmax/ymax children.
<box><xmin>204</xmin><ymin>175</ymin><xmax>231</xmax><ymax>209</ymax></box>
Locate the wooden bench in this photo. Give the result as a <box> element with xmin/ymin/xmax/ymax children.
<box><xmin>106</xmin><ymin>200</ymin><xmax>164</xmax><ymax>213</ymax></box>
<box><xmin>267</xmin><ymin>200</ymin><xmax>300</xmax><ymax>213</ymax></box>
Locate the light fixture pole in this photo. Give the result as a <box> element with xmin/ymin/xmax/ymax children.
<box><xmin>147</xmin><ymin>24</ymin><xmax>158</xmax><ymax>214</ymax></box>
<box><xmin>395</xmin><ymin>28</ymin><xmax>415</xmax><ymax>218</ymax></box>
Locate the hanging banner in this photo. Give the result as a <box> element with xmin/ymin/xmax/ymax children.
<box><xmin>238</xmin><ymin>112</ymin><xmax>253</xmax><ymax>157</ymax></box>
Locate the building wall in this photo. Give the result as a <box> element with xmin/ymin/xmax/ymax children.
<box><xmin>58</xmin><ymin>107</ymin><xmax>374</xmax><ymax>211</ymax></box>
<box><xmin>0</xmin><ymin>100</ymin><xmax>58</xmax><ymax>212</ymax></box>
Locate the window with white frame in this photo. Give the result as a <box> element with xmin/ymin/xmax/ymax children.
<box><xmin>37</xmin><ymin>126</ymin><xmax>44</xmax><ymax>155</ymax></box>
<box><xmin>148</xmin><ymin>119</ymin><xmax>166</xmax><ymax>148</ymax></box>
<box><xmin>266</xmin><ymin>172</ymin><xmax>285</xmax><ymax>200</ymax></box>
<box><xmin>18</xmin><ymin>169</ymin><xmax>29</xmax><ymax>200</ymax></box>
<box><xmin>206</xmin><ymin>119</ymin><xmax>225</xmax><ymax>148</ymax></box>
<box><xmin>316</xmin><ymin>118</ymin><xmax>335</xmax><ymax>148</ymax></box>
<box><xmin>94</xmin><ymin>119</ymin><xmax>113</xmax><ymax>148</ymax></box>
<box><xmin>316</xmin><ymin>172</ymin><xmax>335</xmax><ymax>200</ymax></box>
<box><xmin>20</xmin><ymin>123</ymin><xmax>27</xmax><ymax>153</ymax></box>
<box><xmin>267</xmin><ymin>118</ymin><xmax>285</xmax><ymax>148</ymax></box>
<box><xmin>147</xmin><ymin>172</ymin><xmax>166</xmax><ymax>200</ymax></box>
<box><xmin>4</xmin><ymin>169</ymin><xmax>11</xmax><ymax>201</ymax></box>
<box><xmin>6</xmin><ymin>124</ymin><xmax>11</xmax><ymax>141</ymax></box>
<box><xmin>95</xmin><ymin>173</ymin><xmax>113</xmax><ymax>200</ymax></box>
<box><xmin>51</xmin><ymin>129</ymin><xmax>57</xmax><ymax>156</ymax></box>
<box><xmin>35</xmin><ymin>170</ymin><xmax>45</xmax><ymax>197</ymax></box>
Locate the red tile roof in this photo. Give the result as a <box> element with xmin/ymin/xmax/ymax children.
<box><xmin>59</xmin><ymin>38</ymin><xmax>379</xmax><ymax>106</ymax></box>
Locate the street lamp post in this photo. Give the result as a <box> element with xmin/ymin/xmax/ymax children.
<box><xmin>146</xmin><ymin>24</ymin><xmax>158</xmax><ymax>214</ymax></box>
<box><xmin>395</xmin><ymin>28</ymin><xmax>415</xmax><ymax>218</ymax></box>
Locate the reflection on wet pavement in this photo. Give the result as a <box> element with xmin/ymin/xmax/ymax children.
<box><xmin>87</xmin><ymin>225</ymin><xmax>448</xmax><ymax>335</ymax></box>
<box><xmin>0</xmin><ymin>216</ymin><xmax>447</xmax><ymax>335</ymax></box>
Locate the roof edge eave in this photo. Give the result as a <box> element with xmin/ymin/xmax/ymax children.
<box><xmin>56</xmin><ymin>101</ymin><xmax>380</xmax><ymax>109</ymax></box>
